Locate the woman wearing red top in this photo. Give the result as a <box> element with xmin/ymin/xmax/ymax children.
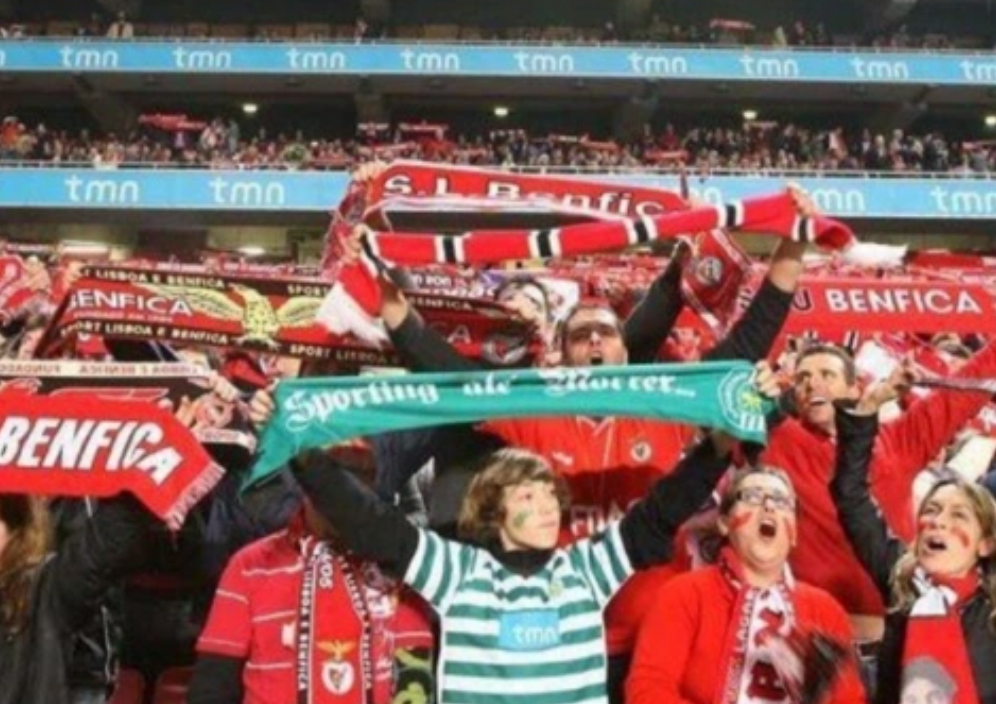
<box><xmin>626</xmin><ymin>466</ymin><xmax>866</xmax><ymax>704</ymax></box>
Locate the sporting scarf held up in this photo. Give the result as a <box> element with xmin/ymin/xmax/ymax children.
<box><xmin>900</xmin><ymin>568</ymin><xmax>981</xmax><ymax>704</ymax></box>
<box><xmin>250</xmin><ymin>359</ymin><xmax>770</xmax><ymax>487</ymax></box>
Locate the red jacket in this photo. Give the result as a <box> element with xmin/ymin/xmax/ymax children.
<box><xmin>481</xmin><ymin>415</ymin><xmax>694</xmax><ymax>654</ymax></box>
<box><xmin>627</xmin><ymin>565</ymin><xmax>866</xmax><ymax>704</ymax></box>
<box><xmin>760</xmin><ymin>339</ymin><xmax>996</xmax><ymax>616</ymax></box>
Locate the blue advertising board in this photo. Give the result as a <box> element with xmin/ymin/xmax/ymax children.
<box><xmin>2</xmin><ymin>40</ymin><xmax>996</xmax><ymax>86</ymax></box>
<box><xmin>1</xmin><ymin>168</ymin><xmax>995</xmax><ymax>219</ymax></box>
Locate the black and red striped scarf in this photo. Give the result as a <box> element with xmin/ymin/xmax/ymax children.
<box><xmin>322</xmin><ymin>163</ymin><xmax>900</xmax><ymax>323</ymax></box>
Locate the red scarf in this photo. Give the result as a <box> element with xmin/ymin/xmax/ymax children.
<box><xmin>901</xmin><ymin>568</ymin><xmax>980</xmax><ymax>704</ymax></box>
<box><xmin>326</xmin><ymin>163</ymin><xmax>902</xmax><ymax>321</ymax></box>
<box><xmin>715</xmin><ymin>546</ymin><xmax>798</xmax><ymax>704</ymax></box>
<box><xmin>294</xmin><ymin>525</ymin><xmax>433</xmax><ymax>704</ymax></box>
<box><xmin>0</xmin><ymin>392</ymin><xmax>222</xmax><ymax>529</ymax></box>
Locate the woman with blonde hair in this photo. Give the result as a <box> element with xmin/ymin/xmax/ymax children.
<box><xmin>831</xmin><ymin>378</ymin><xmax>996</xmax><ymax>704</ymax></box>
<box><xmin>0</xmin><ymin>493</ymin><xmax>152</xmax><ymax>704</ymax></box>
<box><xmin>626</xmin><ymin>465</ymin><xmax>866</xmax><ymax>704</ymax></box>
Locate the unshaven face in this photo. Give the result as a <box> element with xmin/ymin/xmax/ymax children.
<box><xmin>722</xmin><ymin>473</ymin><xmax>798</xmax><ymax>583</ymax></box>
<box><xmin>916</xmin><ymin>484</ymin><xmax>993</xmax><ymax>579</ymax></box>
<box><xmin>563</xmin><ymin>308</ymin><xmax>627</xmax><ymax>368</ymax></box>
<box><xmin>498</xmin><ymin>480</ymin><xmax>562</xmax><ymax>552</ymax></box>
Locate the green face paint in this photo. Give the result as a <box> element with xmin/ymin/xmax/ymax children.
<box><xmin>511</xmin><ymin>510</ymin><xmax>533</xmax><ymax>530</ymax></box>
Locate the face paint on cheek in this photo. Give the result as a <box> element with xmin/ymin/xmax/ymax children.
<box><xmin>951</xmin><ymin>526</ymin><xmax>971</xmax><ymax>549</ymax></box>
<box><xmin>782</xmin><ymin>516</ymin><xmax>797</xmax><ymax>545</ymax></box>
<box><xmin>918</xmin><ymin>517</ymin><xmax>937</xmax><ymax>533</ymax></box>
<box><xmin>511</xmin><ymin>510</ymin><xmax>533</xmax><ymax>530</ymax></box>
<box><xmin>728</xmin><ymin>511</ymin><xmax>754</xmax><ymax>534</ymax></box>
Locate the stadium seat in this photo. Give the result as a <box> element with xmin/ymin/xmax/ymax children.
<box><xmin>257</xmin><ymin>23</ymin><xmax>294</xmax><ymax>39</ymax></box>
<box><xmin>212</xmin><ymin>23</ymin><xmax>249</xmax><ymax>39</ymax></box>
<box><xmin>107</xmin><ymin>669</ymin><xmax>146</xmax><ymax>704</ymax></box>
<box><xmin>44</xmin><ymin>21</ymin><xmax>75</xmax><ymax>37</ymax></box>
<box><xmin>185</xmin><ymin>22</ymin><xmax>209</xmax><ymax>38</ymax></box>
<box><xmin>151</xmin><ymin>666</ymin><xmax>193</xmax><ymax>704</ymax></box>
<box><xmin>295</xmin><ymin>23</ymin><xmax>331</xmax><ymax>40</ymax></box>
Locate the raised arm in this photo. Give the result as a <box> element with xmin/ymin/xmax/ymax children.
<box><xmin>623</xmin><ymin>249</ymin><xmax>686</xmax><ymax>364</ymax></box>
<box><xmin>291</xmin><ymin>447</ymin><xmax>420</xmax><ymax>577</ymax></box>
<box><xmin>619</xmin><ymin>430</ymin><xmax>734</xmax><ymax>569</ymax></box>
<box><xmin>382</xmin><ymin>279</ymin><xmax>483</xmax><ymax>373</ymax></box>
<box><xmin>830</xmin><ymin>393</ymin><xmax>907</xmax><ymax>599</ymax></box>
<box><xmin>704</xmin><ymin>238</ymin><xmax>805</xmax><ymax>364</ymax></box>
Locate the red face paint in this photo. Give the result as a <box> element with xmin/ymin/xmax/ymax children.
<box><xmin>951</xmin><ymin>526</ymin><xmax>971</xmax><ymax>549</ymax></box>
<box><xmin>918</xmin><ymin>517</ymin><xmax>937</xmax><ymax>534</ymax></box>
<box><xmin>781</xmin><ymin>515</ymin><xmax>796</xmax><ymax>545</ymax></box>
<box><xmin>729</xmin><ymin>510</ymin><xmax>754</xmax><ymax>533</ymax></box>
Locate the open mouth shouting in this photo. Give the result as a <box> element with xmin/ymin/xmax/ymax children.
<box><xmin>758</xmin><ymin>517</ymin><xmax>779</xmax><ymax>540</ymax></box>
<box><xmin>921</xmin><ymin>534</ymin><xmax>949</xmax><ymax>555</ymax></box>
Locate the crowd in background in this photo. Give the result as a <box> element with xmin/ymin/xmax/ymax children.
<box><xmin>2</xmin><ymin>116</ymin><xmax>994</xmax><ymax>175</ymax></box>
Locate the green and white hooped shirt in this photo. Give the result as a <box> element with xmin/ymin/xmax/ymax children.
<box><xmin>404</xmin><ymin>523</ymin><xmax>634</xmax><ymax>704</ymax></box>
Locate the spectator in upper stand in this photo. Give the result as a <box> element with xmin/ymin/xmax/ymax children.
<box><xmin>790</xmin><ymin>20</ymin><xmax>809</xmax><ymax>46</ymax></box>
<box><xmin>354</xmin><ymin>16</ymin><xmax>369</xmax><ymax>42</ymax></box>
<box><xmin>772</xmin><ymin>25</ymin><xmax>788</xmax><ymax>47</ymax></box>
<box><xmin>106</xmin><ymin>12</ymin><xmax>134</xmax><ymax>39</ymax></box>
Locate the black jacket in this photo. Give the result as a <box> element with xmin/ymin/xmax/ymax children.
<box><xmin>831</xmin><ymin>408</ymin><xmax>996</xmax><ymax>704</ymax></box>
<box><xmin>0</xmin><ymin>495</ymin><xmax>150</xmax><ymax>704</ymax></box>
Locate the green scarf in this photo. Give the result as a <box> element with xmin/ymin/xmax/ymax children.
<box><xmin>249</xmin><ymin>361</ymin><xmax>769</xmax><ymax>486</ymax></box>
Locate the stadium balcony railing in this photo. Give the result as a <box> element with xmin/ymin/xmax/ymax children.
<box><xmin>1</xmin><ymin>28</ymin><xmax>992</xmax><ymax>54</ymax></box>
<box><xmin>2</xmin><ymin>160</ymin><xmax>995</xmax><ymax>180</ymax></box>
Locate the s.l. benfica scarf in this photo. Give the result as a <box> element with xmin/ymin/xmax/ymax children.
<box><xmin>716</xmin><ymin>546</ymin><xmax>799</xmax><ymax>704</ymax></box>
<box><xmin>900</xmin><ymin>568</ymin><xmax>980</xmax><ymax>704</ymax></box>
<box><xmin>0</xmin><ymin>393</ymin><xmax>222</xmax><ymax>529</ymax></box>
<box><xmin>715</xmin><ymin>547</ymin><xmax>849</xmax><ymax>704</ymax></box>
<box><xmin>328</xmin><ymin>163</ymin><xmax>902</xmax><ymax>323</ymax></box>
<box><xmin>295</xmin><ymin>529</ymin><xmax>432</xmax><ymax>704</ymax></box>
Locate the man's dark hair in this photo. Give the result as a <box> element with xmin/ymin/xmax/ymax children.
<box><xmin>494</xmin><ymin>276</ymin><xmax>551</xmax><ymax>321</ymax></box>
<box><xmin>795</xmin><ymin>343</ymin><xmax>857</xmax><ymax>385</ymax></box>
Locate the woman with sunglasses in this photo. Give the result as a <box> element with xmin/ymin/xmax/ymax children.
<box><xmin>627</xmin><ymin>465</ymin><xmax>866</xmax><ymax>704</ymax></box>
<box><xmin>831</xmin><ymin>376</ymin><xmax>996</xmax><ymax>704</ymax></box>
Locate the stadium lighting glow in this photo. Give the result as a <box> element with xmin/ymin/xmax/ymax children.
<box><xmin>242</xmin><ymin>103</ymin><xmax>259</xmax><ymax>115</ymax></box>
<box><xmin>986</xmin><ymin>115</ymin><xmax>996</xmax><ymax>127</ymax></box>
<box><xmin>494</xmin><ymin>106</ymin><xmax>510</xmax><ymax>118</ymax></box>
<box><xmin>742</xmin><ymin>109</ymin><xmax>758</xmax><ymax>121</ymax></box>
<box><xmin>238</xmin><ymin>246</ymin><xmax>266</xmax><ymax>257</ymax></box>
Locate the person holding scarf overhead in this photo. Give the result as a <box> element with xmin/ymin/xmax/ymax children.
<box><xmin>270</xmin><ymin>362</ymin><xmax>782</xmax><ymax>704</ymax></box>
<box><xmin>626</xmin><ymin>464</ymin><xmax>866</xmax><ymax>704</ymax></box>
<box><xmin>830</xmin><ymin>373</ymin><xmax>996</xmax><ymax>704</ymax></box>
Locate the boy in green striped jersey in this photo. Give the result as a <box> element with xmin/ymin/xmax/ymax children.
<box><xmin>287</xmin><ymin>356</ymin><xmax>778</xmax><ymax>704</ymax></box>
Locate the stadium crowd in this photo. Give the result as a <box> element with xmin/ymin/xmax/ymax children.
<box><xmin>1</xmin><ymin>116</ymin><xmax>993</xmax><ymax>174</ymax></box>
<box><xmin>1</xmin><ymin>162</ymin><xmax>996</xmax><ymax>704</ymax></box>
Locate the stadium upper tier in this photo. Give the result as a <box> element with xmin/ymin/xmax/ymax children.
<box><xmin>3</xmin><ymin>38</ymin><xmax>996</xmax><ymax>88</ymax></box>
<box><xmin>3</xmin><ymin>166</ymin><xmax>996</xmax><ymax>221</ymax></box>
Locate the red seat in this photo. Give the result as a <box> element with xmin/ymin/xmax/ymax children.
<box><xmin>151</xmin><ymin>666</ymin><xmax>194</xmax><ymax>704</ymax></box>
<box><xmin>107</xmin><ymin>668</ymin><xmax>146</xmax><ymax>704</ymax></box>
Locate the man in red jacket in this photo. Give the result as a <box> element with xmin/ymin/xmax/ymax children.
<box><xmin>760</xmin><ymin>341</ymin><xmax>996</xmax><ymax>646</ymax></box>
